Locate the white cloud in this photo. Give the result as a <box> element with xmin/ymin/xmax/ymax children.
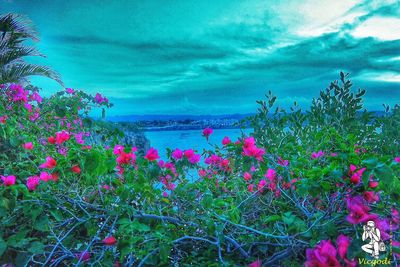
<box><xmin>356</xmin><ymin>71</ymin><xmax>400</xmax><ymax>83</ymax></box>
<box><xmin>352</xmin><ymin>16</ymin><xmax>400</xmax><ymax>40</ymax></box>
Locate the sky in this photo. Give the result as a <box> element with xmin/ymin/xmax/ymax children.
<box><xmin>1</xmin><ymin>0</ymin><xmax>400</xmax><ymax>116</ymax></box>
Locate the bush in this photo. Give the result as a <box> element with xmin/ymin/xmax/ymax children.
<box><xmin>0</xmin><ymin>74</ymin><xmax>399</xmax><ymax>266</ymax></box>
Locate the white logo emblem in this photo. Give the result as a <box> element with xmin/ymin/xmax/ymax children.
<box><xmin>361</xmin><ymin>221</ymin><xmax>386</xmax><ymax>259</ymax></box>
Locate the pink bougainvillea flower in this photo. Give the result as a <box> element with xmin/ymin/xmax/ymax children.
<box><xmin>116</xmin><ymin>151</ymin><xmax>132</xmax><ymax>165</ymax></box>
<box><xmin>311</xmin><ymin>150</ymin><xmax>325</xmax><ymax>159</ymax></box>
<box><xmin>242</xmin><ymin>137</ymin><xmax>265</xmax><ymax>161</ymax></box>
<box><xmin>395</xmin><ymin>157</ymin><xmax>400</xmax><ymax>163</ymax></box>
<box><xmin>39</xmin><ymin>172</ymin><xmax>53</xmax><ymax>182</ymax></box>
<box><xmin>392</xmin><ymin>208</ymin><xmax>400</xmax><ymax>224</ymax></box>
<box><xmin>144</xmin><ymin>148</ymin><xmax>160</xmax><ymax>161</ymax></box>
<box><xmin>305</xmin><ymin>240</ymin><xmax>340</xmax><ymax>267</ymax></box>
<box><xmin>24</xmin><ymin>103</ymin><xmax>33</xmax><ymax>112</ymax></box>
<box><xmin>248</xmin><ymin>259</ymin><xmax>262</xmax><ymax>267</ymax></box>
<box><xmin>162</xmin><ymin>191</ymin><xmax>169</xmax><ymax>197</ymax></box>
<box><xmin>222</xmin><ymin>136</ymin><xmax>231</xmax><ymax>145</ymax></box>
<box><xmin>349</xmin><ymin>166</ymin><xmax>366</xmax><ymax>185</ymax></box>
<box><xmin>31</xmin><ymin>91</ymin><xmax>42</xmax><ymax>103</ymax></box>
<box><xmin>172</xmin><ymin>148</ymin><xmax>183</xmax><ymax>160</ymax></box>
<box><xmin>76</xmin><ymin>251</ymin><xmax>90</xmax><ymax>262</ymax></box>
<box><xmin>71</xmin><ymin>165</ymin><xmax>81</xmax><ymax>174</ymax></box>
<box><xmin>48</xmin><ymin>136</ymin><xmax>56</xmax><ymax>144</ymax></box>
<box><xmin>26</xmin><ymin>176</ymin><xmax>40</xmax><ymax>191</ymax></box>
<box><xmin>257</xmin><ymin>179</ymin><xmax>267</xmax><ymax>193</ymax></box>
<box><xmin>94</xmin><ymin>93</ymin><xmax>108</xmax><ymax>104</ymax></box>
<box><xmin>55</xmin><ymin>131</ymin><xmax>70</xmax><ymax>144</ymax></box>
<box><xmin>336</xmin><ymin>234</ymin><xmax>351</xmax><ymax>259</ymax></box>
<box><xmin>277</xmin><ymin>157</ymin><xmax>289</xmax><ymax>166</ymax></box>
<box><xmin>9</xmin><ymin>84</ymin><xmax>29</xmax><ymax>102</ymax></box>
<box><xmin>363</xmin><ymin>191</ymin><xmax>379</xmax><ymax>203</ymax></box>
<box><xmin>188</xmin><ymin>154</ymin><xmax>201</xmax><ymax>164</ymax></box>
<box><xmin>198</xmin><ymin>169</ymin><xmax>207</xmax><ymax>177</ymax></box>
<box><xmin>346</xmin><ymin>195</ymin><xmax>378</xmax><ymax>224</ymax></box>
<box><xmin>66</xmin><ymin>88</ymin><xmax>75</xmax><ymax>94</ymax></box>
<box><xmin>265</xmin><ymin>168</ymin><xmax>276</xmax><ymax>182</ymax></box>
<box><xmin>22</xmin><ymin>142</ymin><xmax>34</xmax><ymax>150</ymax></box>
<box><xmin>202</xmin><ymin>127</ymin><xmax>213</xmax><ymax>141</ymax></box>
<box><xmin>1</xmin><ymin>175</ymin><xmax>16</xmax><ymax>186</ymax></box>
<box><xmin>113</xmin><ymin>144</ymin><xmax>124</xmax><ymax>155</ymax></box>
<box><xmin>51</xmin><ymin>172</ymin><xmax>59</xmax><ymax>182</ymax></box>
<box><xmin>369</xmin><ymin>180</ymin><xmax>379</xmax><ymax>189</ymax></box>
<box><xmin>0</xmin><ymin>115</ymin><xmax>7</xmax><ymax>124</ymax></box>
<box><xmin>74</xmin><ymin>133</ymin><xmax>85</xmax><ymax>145</ymax></box>
<box><xmin>39</xmin><ymin>156</ymin><xmax>57</xmax><ymax>169</ymax></box>
<box><xmin>374</xmin><ymin>218</ymin><xmax>394</xmax><ymax>241</ymax></box>
<box><xmin>184</xmin><ymin>149</ymin><xmax>195</xmax><ymax>158</ymax></box>
<box><xmin>243</xmin><ymin>172</ymin><xmax>252</xmax><ymax>181</ymax></box>
<box><xmin>102</xmin><ymin>236</ymin><xmax>117</xmax><ymax>246</ymax></box>
<box><xmin>247</xmin><ymin>184</ymin><xmax>255</xmax><ymax>193</ymax></box>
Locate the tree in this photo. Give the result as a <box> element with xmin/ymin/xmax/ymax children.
<box><xmin>0</xmin><ymin>13</ymin><xmax>63</xmax><ymax>85</ymax></box>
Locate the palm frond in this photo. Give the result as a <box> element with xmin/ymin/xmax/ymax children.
<box><xmin>1</xmin><ymin>63</ymin><xmax>63</xmax><ymax>86</ymax></box>
<box><xmin>0</xmin><ymin>13</ymin><xmax>38</xmax><ymax>41</ymax></box>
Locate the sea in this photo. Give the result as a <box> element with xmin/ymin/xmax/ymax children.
<box><xmin>144</xmin><ymin>128</ymin><xmax>252</xmax><ymax>160</ymax></box>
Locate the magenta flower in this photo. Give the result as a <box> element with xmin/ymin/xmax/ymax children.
<box><xmin>31</xmin><ymin>91</ymin><xmax>42</xmax><ymax>103</ymax></box>
<box><xmin>22</xmin><ymin>142</ymin><xmax>34</xmax><ymax>150</ymax></box>
<box><xmin>113</xmin><ymin>144</ymin><xmax>124</xmax><ymax>155</ymax></box>
<box><xmin>222</xmin><ymin>136</ymin><xmax>231</xmax><ymax>145</ymax></box>
<box><xmin>395</xmin><ymin>157</ymin><xmax>400</xmax><ymax>163</ymax></box>
<box><xmin>242</xmin><ymin>137</ymin><xmax>265</xmax><ymax>161</ymax></box>
<box><xmin>265</xmin><ymin>168</ymin><xmax>276</xmax><ymax>182</ymax></box>
<box><xmin>244</xmin><ymin>172</ymin><xmax>252</xmax><ymax>181</ymax></box>
<box><xmin>346</xmin><ymin>195</ymin><xmax>378</xmax><ymax>224</ymax></box>
<box><xmin>188</xmin><ymin>154</ymin><xmax>201</xmax><ymax>164</ymax></box>
<box><xmin>311</xmin><ymin>150</ymin><xmax>325</xmax><ymax>159</ymax></box>
<box><xmin>39</xmin><ymin>172</ymin><xmax>53</xmax><ymax>182</ymax></box>
<box><xmin>1</xmin><ymin>175</ymin><xmax>16</xmax><ymax>186</ymax></box>
<box><xmin>66</xmin><ymin>88</ymin><xmax>75</xmax><ymax>94</ymax></box>
<box><xmin>39</xmin><ymin>156</ymin><xmax>57</xmax><ymax>169</ymax></box>
<box><xmin>144</xmin><ymin>148</ymin><xmax>160</xmax><ymax>161</ymax></box>
<box><xmin>184</xmin><ymin>149</ymin><xmax>195</xmax><ymax>158</ymax></box>
<box><xmin>172</xmin><ymin>148</ymin><xmax>183</xmax><ymax>160</ymax></box>
<box><xmin>305</xmin><ymin>240</ymin><xmax>340</xmax><ymax>267</ymax></box>
<box><xmin>202</xmin><ymin>127</ymin><xmax>213</xmax><ymax>141</ymax></box>
<box><xmin>26</xmin><ymin>176</ymin><xmax>40</xmax><ymax>191</ymax></box>
<box><xmin>55</xmin><ymin>131</ymin><xmax>70</xmax><ymax>144</ymax></box>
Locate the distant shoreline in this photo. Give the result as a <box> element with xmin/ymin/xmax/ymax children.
<box><xmin>142</xmin><ymin>125</ymin><xmax>247</xmax><ymax>132</ymax></box>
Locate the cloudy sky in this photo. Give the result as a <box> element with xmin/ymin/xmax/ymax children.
<box><xmin>2</xmin><ymin>0</ymin><xmax>400</xmax><ymax>115</ymax></box>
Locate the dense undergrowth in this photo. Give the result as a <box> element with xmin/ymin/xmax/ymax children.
<box><xmin>0</xmin><ymin>74</ymin><xmax>399</xmax><ymax>266</ymax></box>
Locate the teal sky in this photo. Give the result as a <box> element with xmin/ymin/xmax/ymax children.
<box><xmin>1</xmin><ymin>0</ymin><xmax>400</xmax><ymax>116</ymax></box>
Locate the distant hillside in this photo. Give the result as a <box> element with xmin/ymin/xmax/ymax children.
<box><xmin>106</xmin><ymin>113</ymin><xmax>254</xmax><ymax>122</ymax></box>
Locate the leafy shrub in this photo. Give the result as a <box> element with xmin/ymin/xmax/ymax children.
<box><xmin>0</xmin><ymin>74</ymin><xmax>399</xmax><ymax>266</ymax></box>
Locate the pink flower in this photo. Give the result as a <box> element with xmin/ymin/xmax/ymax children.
<box><xmin>94</xmin><ymin>93</ymin><xmax>108</xmax><ymax>104</ymax></box>
<box><xmin>369</xmin><ymin>180</ymin><xmax>379</xmax><ymax>188</ymax></box>
<box><xmin>247</xmin><ymin>184</ymin><xmax>255</xmax><ymax>193</ymax></box>
<box><xmin>162</xmin><ymin>191</ymin><xmax>169</xmax><ymax>197</ymax></box>
<box><xmin>257</xmin><ymin>179</ymin><xmax>267</xmax><ymax>192</ymax></box>
<box><xmin>202</xmin><ymin>127</ymin><xmax>213</xmax><ymax>141</ymax></box>
<box><xmin>31</xmin><ymin>91</ymin><xmax>42</xmax><ymax>103</ymax></box>
<box><xmin>243</xmin><ymin>172</ymin><xmax>252</xmax><ymax>181</ymax></box>
<box><xmin>395</xmin><ymin>157</ymin><xmax>400</xmax><ymax>163</ymax></box>
<box><xmin>26</xmin><ymin>176</ymin><xmax>40</xmax><ymax>191</ymax></box>
<box><xmin>222</xmin><ymin>136</ymin><xmax>231</xmax><ymax>145</ymax></box>
<box><xmin>265</xmin><ymin>168</ymin><xmax>276</xmax><ymax>182</ymax></box>
<box><xmin>346</xmin><ymin>195</ymin><xmax>378</xmax><ymax>224</ymax></box>
<box><xmin>198</xmin><ymin>169</ymin><xmax>207</xmax><ymax>177</ymax></box>
<box><xmin>305</xmin><ymin>240</ymin><xmax>340</xmax><ymax>267</ymax></box>
<box><xmin>116</xmin><ymin>151</ymin><xmax>132</xmax><ymax>165</ymax></box>
<box><xmin>277</xmin><ymin>157</ymin><xmax>289</xmax><ymax>166</ymax></box>
<box><xmin>336</xmin><ymin>234</ymin><xmax>351</xmax><ymax>259</ymax></box>
<box><xmin>242</xmin><ymin>137</ymin><xmax>265</xmax><ymax>161</ymax></box>
<box><xmin>172</xmin><ymin>148</ymin><xmax>183</xmax><ymax>160</ymax></box>
<box><xmin>144</xmin><ymin>148</ymin><xmax>160</xmax><ymax>161</ymax></box>
<box><xmin>55</xmin><ymin>131</ymin><xmax>70</xmax><ymax>144</ymax></box>
<box><xmin>349</xmin><ymin>167</ymin><xmax>366</xmax><ymax>185</ymax></box>
<box><xmin>39</xmin><ymin>172</ymin><xmax>53</xmax><ymax>182</ymax></box>
<box><xmin>184</xmin><ymin>149</ymin><xmax>195</xmax><ymax>158</ymax></box>
<box><xmin>102</xmin><ymin>236</ymin><xmax>117</xmax><ymax>246</ymax></box>
<box><xmin>363</xmin><ymin>191</ymin><xmax>379</xmax><ymax>203</ymax></box>
<box><xmin>248</xmin><ymin>259</ymin><xmax>262</xmax><ymax>267</ymax></box>
<box><xmin>22</xmin><ymin>142</ymin><xmax>34</xmax><ymax>150</ymax></box>
<box><xmin>76</xmin><ymin>251</ymin><xmax>90</xmax><ymax>262</ymax></box>
<box><xmin>1</xmin><ymin>175</ymin><xmax>16</xmax><ymax>186</ymax></box>
<box><xmin>24</xmin><ymin>103</ymin><xmax>33</xmax><ymax>112</ymax></box>
<box><xmin>0</xmin><ymin>115</ymin><xmax>7</xmax><ymax>124</ymax></box>
<box><xmin>71</xmin><ymin>165</ymin><xmax>81</xmax><ymax>174</ymax></box>
<box><xmin>39</xmin><ymin>156</ymin><xmax>57</xmax><ymax>169</ymax></box>
<box><xmin>66</xmin><ymin>88</ymin><xmax>75</xmax><ymax>94</ymax></box>
<box><xmin>113</xmin><ymin>145</ymin><xmax>124</xmax><ymax>155</ymax></box>
<box><xmin>48</xmin><ymin>136</ymin><xmax>56</xmax><ymax>144</ymax></box>
<box><xmin>311</xmin><ymin>150</ymin><xmax>325</xmax><ymax>159</ymax></box>
<box><xmin>188</xmin><ymin>154</ymin><xmax>201</xmax><ymax>164</ymax></box>
<box><xmin>74</xmin><ymin>133</ymin><xmax>85</xmax><ymax>144</ymax></box>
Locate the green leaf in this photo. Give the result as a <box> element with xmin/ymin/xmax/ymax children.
<box><xmin>0</xmin><ymin>237</ymin><xmax>7</xmax><ymax>257</ymax></box>
<box><xmin>27</xmin><ymin>241</ymin><xmax>45</xmax><ymax>254</ymax></box>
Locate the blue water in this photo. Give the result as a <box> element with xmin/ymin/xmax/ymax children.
<box><xmin>145</xmin><ymin>128</ymin><xmax>251</xmax><ymax>160</ymax></box>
